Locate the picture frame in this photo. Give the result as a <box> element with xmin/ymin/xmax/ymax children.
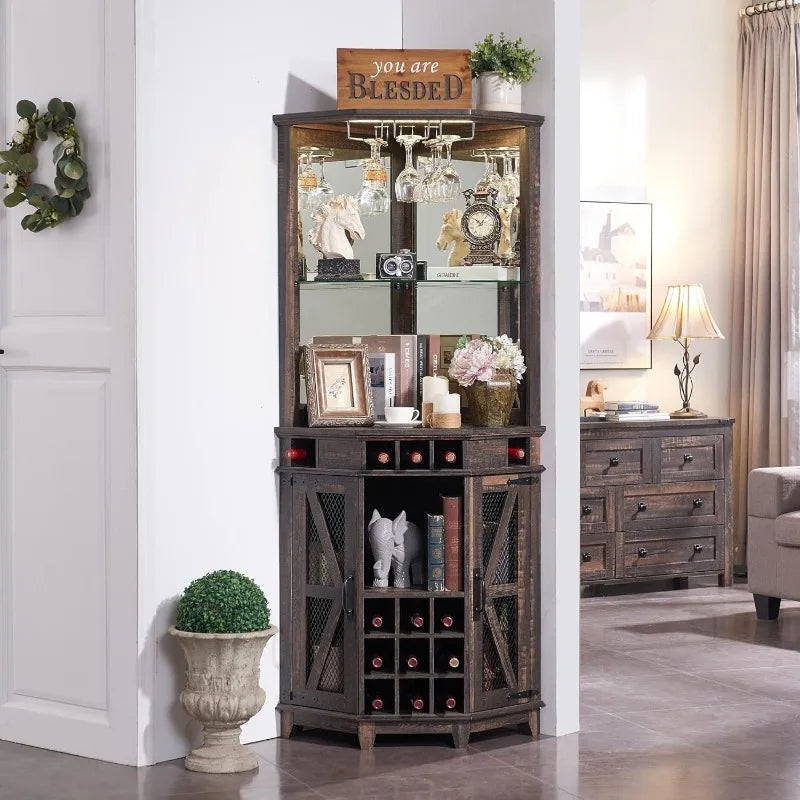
<box><xmin>305</xmin><ymin>343</ymin><xmax>374</xmax><ymax>427</ymax></box>
<box><xmin>580</xmin><ymin>201</ymin><xmax>653</xmax><ymax>370</ymax></box>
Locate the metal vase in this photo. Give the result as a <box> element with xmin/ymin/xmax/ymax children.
<box><xmin>466</xmin><ymin>371</ymin><xmax>516</xmax><ymax>427</ymax></box>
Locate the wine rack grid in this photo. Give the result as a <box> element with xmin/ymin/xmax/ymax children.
<box><xmin>363</xmin><ymin>594</ymin><xmax>466</xmax><ymax>716</ymax></box>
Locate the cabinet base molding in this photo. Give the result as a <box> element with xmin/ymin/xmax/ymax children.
<box><xmin>278</xmin><ymin>703</ymin><xmax>539</xmax><ymax>750</ymax></box>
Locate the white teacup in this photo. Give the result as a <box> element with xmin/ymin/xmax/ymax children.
<box><xmin>384</xmin><ymin>406</ymin><xmax>420</xmax><ymax>424</ymax></box>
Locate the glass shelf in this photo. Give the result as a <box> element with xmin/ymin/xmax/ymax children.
<box><xmin>297</xmin><ymin>278</ymin><xmax>526</xmax><ymax>287</ymax></box>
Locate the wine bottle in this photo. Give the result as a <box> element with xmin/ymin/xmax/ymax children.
<box><xmin>405</xmin><ymin>692</ymin><xmax>425</xmax><ymax>711</ymax></box>
<box><xmin>508</xmin><ymin>447</ymin><xmax>526</xmax><ymax>462</ymax></box>
<box><xmin>407</xmin><ymin>450</ymin><xmax>424</xmax><ymax>465</ymax></box>
<box><xmin>442</xmin><ymin>450</ymin><xmax>457</xmax><ymax>464</ymax></box>
<box><xmin>370</xmin><ymin>614</ymin><xmax>384</xmax><ymax>630</ymax></box>
<box><xmin>440</xmin><ymin>614</ymin><xmax>454</xmax><ymax>629</ymax></box>
<box><xmin>436</xmin><ymin>650</ymin><xmax>461</xmax><ymax>671</ymax></box>
<box><xmin>409</xmin><ymin>612</ymin><xmax>425</xmax><ymax>629</ymax></box>
<box><xmin>369</xmin><ymin>653</ymin><xmax>384</xmax><ymax>670</ymax></box>
<box><xmin>405</xmin><ymin>654</ymin><xmax>419</xmax><ymax>670</ymax></box>
<box><xmin>441</xmin><ymin>695</ymin><xmax>458</xmax><ymax>711</ymax></box>
<box><xmin>375</xmin><ymin>450</ymin><xmax>391</xmax><ymax>465</ymax></box>
<box><xmin>367</xmin><ymin>693</ymin><xmax>385</xmax><ymax>712</ymax></box>
<box><xmin>285</xmin><ymin>447</ymin><xmax>307</xmax><ymax>461</ymax></box>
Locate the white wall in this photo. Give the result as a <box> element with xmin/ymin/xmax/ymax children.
<box><xmin>135</xmin><ymin>0</ymin><xmax>403</xmax><ymax>764</ymax></box>
<box><xmin>581</xmin><ymin>0</ymin><xmax>740</xmax><ymax>416</ymax></box>
<box><xmin>403</xmin><ymin>0</ymin><xmax>582</xmax><ymax>737</ymax></box>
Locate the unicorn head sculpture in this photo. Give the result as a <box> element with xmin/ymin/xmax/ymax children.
<box><xmin>308</xmin><ymin>194</ymin><xmax>365</xmax><ymax>261</ymax></box>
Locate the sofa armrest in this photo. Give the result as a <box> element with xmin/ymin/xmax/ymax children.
<box><xmin>749</xmin><ymin>467</ymin><xmax>800</xmax><ymax>519</ymax></box>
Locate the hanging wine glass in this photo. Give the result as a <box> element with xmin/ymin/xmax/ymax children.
<box><xmin>497</xmin><ymin>153</ymin><xmax>517</xmax><ymax>207</ymax></box>
<box><xmin>307</xmin><ymin>156</ymin><xmax>334</xmax><ymax>214</ymax></box>
<box><xmin>511</xmin><ymin>153</ymin><xmax>521</xmax><ymax>198</ymax></box>
<box><xmin>297</xmin><ymin>153</ymin><xmax>318</xmax><ymax>212</ymax></box>
<box><xmin>438</xmin><ymin>134</ymin><xmax>462</xmax><ymax>202</ymax></box>
<box><xmin>395</xmin><ymin>131</ymin><xmax>423</xmax><ymax>202</ymax></box>
<box><xmin>475</xmin><ymin>151</ymin><xmax>501</xmax><ymax>193</ymax></box>
<box><xmin>420</xmin><ymin>139</ymin><xmax>445</xmax><ymax>203</ymax></box>
<box><xmin>356</xmin><ymin>137</ymin><xmax>389</xmax><ymax>215</ymax></box>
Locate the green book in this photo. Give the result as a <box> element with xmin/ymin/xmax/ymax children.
<box><xmin>427</xmin><ymin>513</ymin><xmax>445</xmax><ymax>592</ymax></box>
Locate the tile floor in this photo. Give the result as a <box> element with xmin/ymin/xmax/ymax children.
<box><xmin>4</xmin><ymin>580</ymin><xmax>800</xmax><ymax>799</ymax></box>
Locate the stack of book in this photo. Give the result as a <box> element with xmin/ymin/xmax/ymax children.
<box><xmin>426</xmin><ymin>495</ymin><xmax>463</xmax><ymax>592</ymax></box>
<box><xmin>604</xmin><ymin>401</ymin><xmax>671</xmax><ymax>422</ymax></box>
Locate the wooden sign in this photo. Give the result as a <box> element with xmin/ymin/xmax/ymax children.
<box><xmin>337</xmin><ymin>49</ymin><xmax>472</xmax><ymax>110</ymax></box>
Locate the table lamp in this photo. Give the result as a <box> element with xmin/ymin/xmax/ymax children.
<box><xmin>647</xmin><ymin>284</ymin><xmax>724</xmax><ymax>418</ymax></box>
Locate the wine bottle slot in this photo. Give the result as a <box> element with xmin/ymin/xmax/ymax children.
<box><xmin>376</xmin><ymin>451</ymin><xmax>391</xmax><ymax>465</ymax></box>
<box><xmin>508</xmin><ymin>447</ymin><xmax>526</xmax><ymax>461</ymax></box>
<box><xmin>442</xmin><ymin>450</ymin><xmax>457</xmax><ymax>464</ymax></box>
<box><xmin>370</xmin><ymin>654</ymin><xmax>383</xmax><ymax>670</ymax></box>
<box><xmin>408</xmin><ymin>450</ymin><xmax>424</xmax><ymax>464</ymax></box>
<box><xmin>370</xmin><ymin>696</ymin><xmax>384</xmax><ymax>711</ymax></box>
<box><xmin>285</xmin><ymin>447</ymin><xmax>307</xmax><ymax>461</ymax></box>
<box><xmin>410</xmin><ymin>613</ymin><xmax>425</xmax><ymax>629</ymax></box>
<box><xmin>440</xmin><ymin>614</ymin><xmax>454</xmax><ymax>628</ymax></box>
<box><xmin>405</xmin><ymin>655</ymin><xmax>419</xmax><ymax>669</ymax></box>
<box><xmin>409</xmin><ymin>695</ymin><xmax>424</xmax><ymax>711</ymax></box>
<box><xmin>444</xmin><ymin>695</ymin><xmax>457</xmax><ymax>710</ymax></box>
<box><xmin>370</xmin><ymin>615</ymin><xmax>384</xmax><ymax>629</ymax></box>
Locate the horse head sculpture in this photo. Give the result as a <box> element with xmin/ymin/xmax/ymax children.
<box><xmin>436</xmin><ymin>209</ymin><xmax>469</xmax><ymax>267</ymax></box>
<box><xmin>309</xmin><ymin>194</ymin><xmax>365</xmax><ymax>260</ymax></box>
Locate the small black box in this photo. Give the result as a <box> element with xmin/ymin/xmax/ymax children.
<box><xmin>376</xmin><ymin>250</ymin><xmax>417</xmax><ymax>280</ymax></box>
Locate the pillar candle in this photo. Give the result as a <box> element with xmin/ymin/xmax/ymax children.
<box><xmin>433</xmin><ymin>393</ymin><xmax>461</xmax><ymax>414</ymax></box>
<box><xmin>422</xmin><ymin>375</ymin><xmax>449</xmax><ymax>404</ymax></box>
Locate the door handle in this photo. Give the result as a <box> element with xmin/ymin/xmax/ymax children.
<box><xmin>473</xmin><ymin>569</ymin><xmax>485</xmax><ymax>619</ymax></box>
<box><xmin>342</xmin><ymin>573</ymin><xmax>354</xmax><ymax>618</ymax></box>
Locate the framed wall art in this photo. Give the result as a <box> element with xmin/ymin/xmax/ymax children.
<box><xmin>304</xmin><ymin>343</ymin><xmax>374</xmax><ymax>427</ymax></box>
<box><xmin>579</xmin><ymin>201</ymin><xmax>653</xmax><ymax>369</ymax></box>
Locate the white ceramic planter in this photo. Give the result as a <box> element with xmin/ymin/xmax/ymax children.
<box><xmin>169</xmin><ymin>625</ymin><xmax>277</xmax><ymax>773</ymax></box>
<box><xmin>476</xmin><ymin>72</ymin><xmax>522</xmax><ymax>113</ymax></box>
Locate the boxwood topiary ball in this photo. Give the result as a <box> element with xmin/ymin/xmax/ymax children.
<box><xmin>176</xmin><ymin>570</ymin><xmax>270</xmax><ymax>633</ymax></box>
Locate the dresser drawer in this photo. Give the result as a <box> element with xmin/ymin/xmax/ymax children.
<box><xmin>580</xmin><ymin>488</ymin><xmax>614</xmax><ymax>534</ymax></box>
<box><xmin>620</xmin><ymin>481</ymin><xmax>723</xmax><ymax>530</ymax></box>
<box><xmin>622</xmin><ymin>528</ymin><xmax>722</xmax><ymax>578</ymax></box>
<box><xmin>659</xmin><ymin>435</ymin><xmax>723</xmax><ymax>482</ymax></box>
<box><xmin>580</xmin><ymin>537</ymin><xmax>613</xmax><ymax>581</ymax></box>
<box><xmin>581</xmin><ymin>438</ymin><xmax>652</xmax><ymax>486</ymax></box>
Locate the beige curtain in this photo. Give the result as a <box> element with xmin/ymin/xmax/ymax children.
<box><xmin>730</xmin><ymin>8</ymin><xmax>800</xmax><ymax>568</ymax></box>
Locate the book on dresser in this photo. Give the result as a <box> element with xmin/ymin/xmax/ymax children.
<box><xmin>441</xmin><ymin>496</ymin><xmax>463</xmax><ymax>591</ymax></box>
<box><xmin>426</xmin><ymin>513</ymin><xmax>445</xmax><ymax>591</ymax></box>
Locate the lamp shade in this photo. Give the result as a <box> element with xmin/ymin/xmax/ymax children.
<box><xmin>647</xmin><ymin>284</ymin><xmax>724</xmax><ymax>341</ymax></box>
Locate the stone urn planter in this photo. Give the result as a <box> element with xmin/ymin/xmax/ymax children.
<box><xmin>170</xmin><ymin>625</ymin><xmax>277</xmax><ymax>773</ymax></box>
<box><xmin>476</xmin><ymin>72</ymin><xmax>522</xmax><ymax>113</ymax></box>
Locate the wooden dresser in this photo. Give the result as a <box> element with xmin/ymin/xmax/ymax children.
<box><xmin>579</xmin><ymin>417</ymin><xmax>734</xmax><ymax>587</ymax></box>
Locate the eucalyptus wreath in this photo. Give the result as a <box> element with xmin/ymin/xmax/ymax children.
<box><xmin>0</xmin><ymin>98</ymin><xmax>90</xmax><ymax>232</ymax></box>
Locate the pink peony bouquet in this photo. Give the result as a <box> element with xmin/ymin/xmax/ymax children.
<box><xmin>448</xmin><ymin>335</ymin><xmax>526</xmax><ymax>387</ymax></box>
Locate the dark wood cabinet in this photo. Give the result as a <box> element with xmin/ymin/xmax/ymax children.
<box><xmin>580</xmin><ymin>418</ymin><xmax>734</xmax><ymax>587</ymax></box>
<box><xmin>273</xmin><ymin>110</ymin><xmax>545</xmax><ymax>750</ymax></box>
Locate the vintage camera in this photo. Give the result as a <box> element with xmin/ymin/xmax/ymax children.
<box><xmin>376</xmin><ymin>249</ymin><xmax>417</xmax><ymax>280</ymax></box>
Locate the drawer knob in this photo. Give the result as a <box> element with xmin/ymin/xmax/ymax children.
<box><xmin>609</xmin><ymin>456</ymin><xmax>620</xmax><ymax>467</ymax></box>
<box><xmin>693</xmin><ymin>543</ymin><xmax>704</xmax><ymax>553</ymax></box>
<box><xmin>637</xmin><ymin>501</ymin><xmax>648</xmax><ymax>512</ymax></box>
<box><xmin>581</xmin><ymin>504</ymin><xmax>593</xmax><ymax>516</ymax></box>
<box><xmin>582</xmin><ymin>552</ymin><xmax>593</xmax><ymax>563</ymax></box>
<box><xmin>683</xmin><ymin>453</ymin><xmax>694</xmax><ymax>463</ymax></box>
<box><xmin>693</xmin><ymin>498</ymin><xmax>704</xmax><ymax>508</ymax></box>
<box><xmin>638</xmin><ymin>547</ymin><xmax>648</xmax><ymax>558</ymax></box>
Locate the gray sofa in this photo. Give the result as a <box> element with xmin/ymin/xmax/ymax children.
<box><xmin>748</xmin><ymin>466</ymin><xmax>800</xmax><ymax>619</ymax></box>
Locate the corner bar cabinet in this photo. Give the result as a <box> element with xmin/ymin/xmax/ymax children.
<box><xmin>273</xmin><ymin>109</ymin><xmax>545</xmax><ymax>749</ymax></box>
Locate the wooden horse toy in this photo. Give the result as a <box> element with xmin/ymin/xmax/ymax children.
<box><xmin>580</xmin><ymin>379</ymin><xmax>607</xmax><ymax>415</ymax></box>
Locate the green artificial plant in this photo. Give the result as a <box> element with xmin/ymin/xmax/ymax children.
<box><xmin>176</xmin><ymin>570</ymin><xmax>270</xmax><ymax>633</ymax></box>
<box><xmin>470</xmin><ymin>33</ymin><xmax>542</xmax><ymax>84</ymax></box>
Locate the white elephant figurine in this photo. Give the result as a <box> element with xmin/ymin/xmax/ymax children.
<box><xmin>368</xmin><ymin>509</ymin><xmax>395</xmax><ymax>588</ymax></box>
<box><xmin>390</xmin><ymin>510</ymin><xmax>424</xmax><ymax>589</ymax></box>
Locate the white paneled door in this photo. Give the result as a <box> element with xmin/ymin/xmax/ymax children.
<box><xmin>0</xmin><ymin>1</ymin><xmax>138</xmax><ymax>763</ymax></box>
